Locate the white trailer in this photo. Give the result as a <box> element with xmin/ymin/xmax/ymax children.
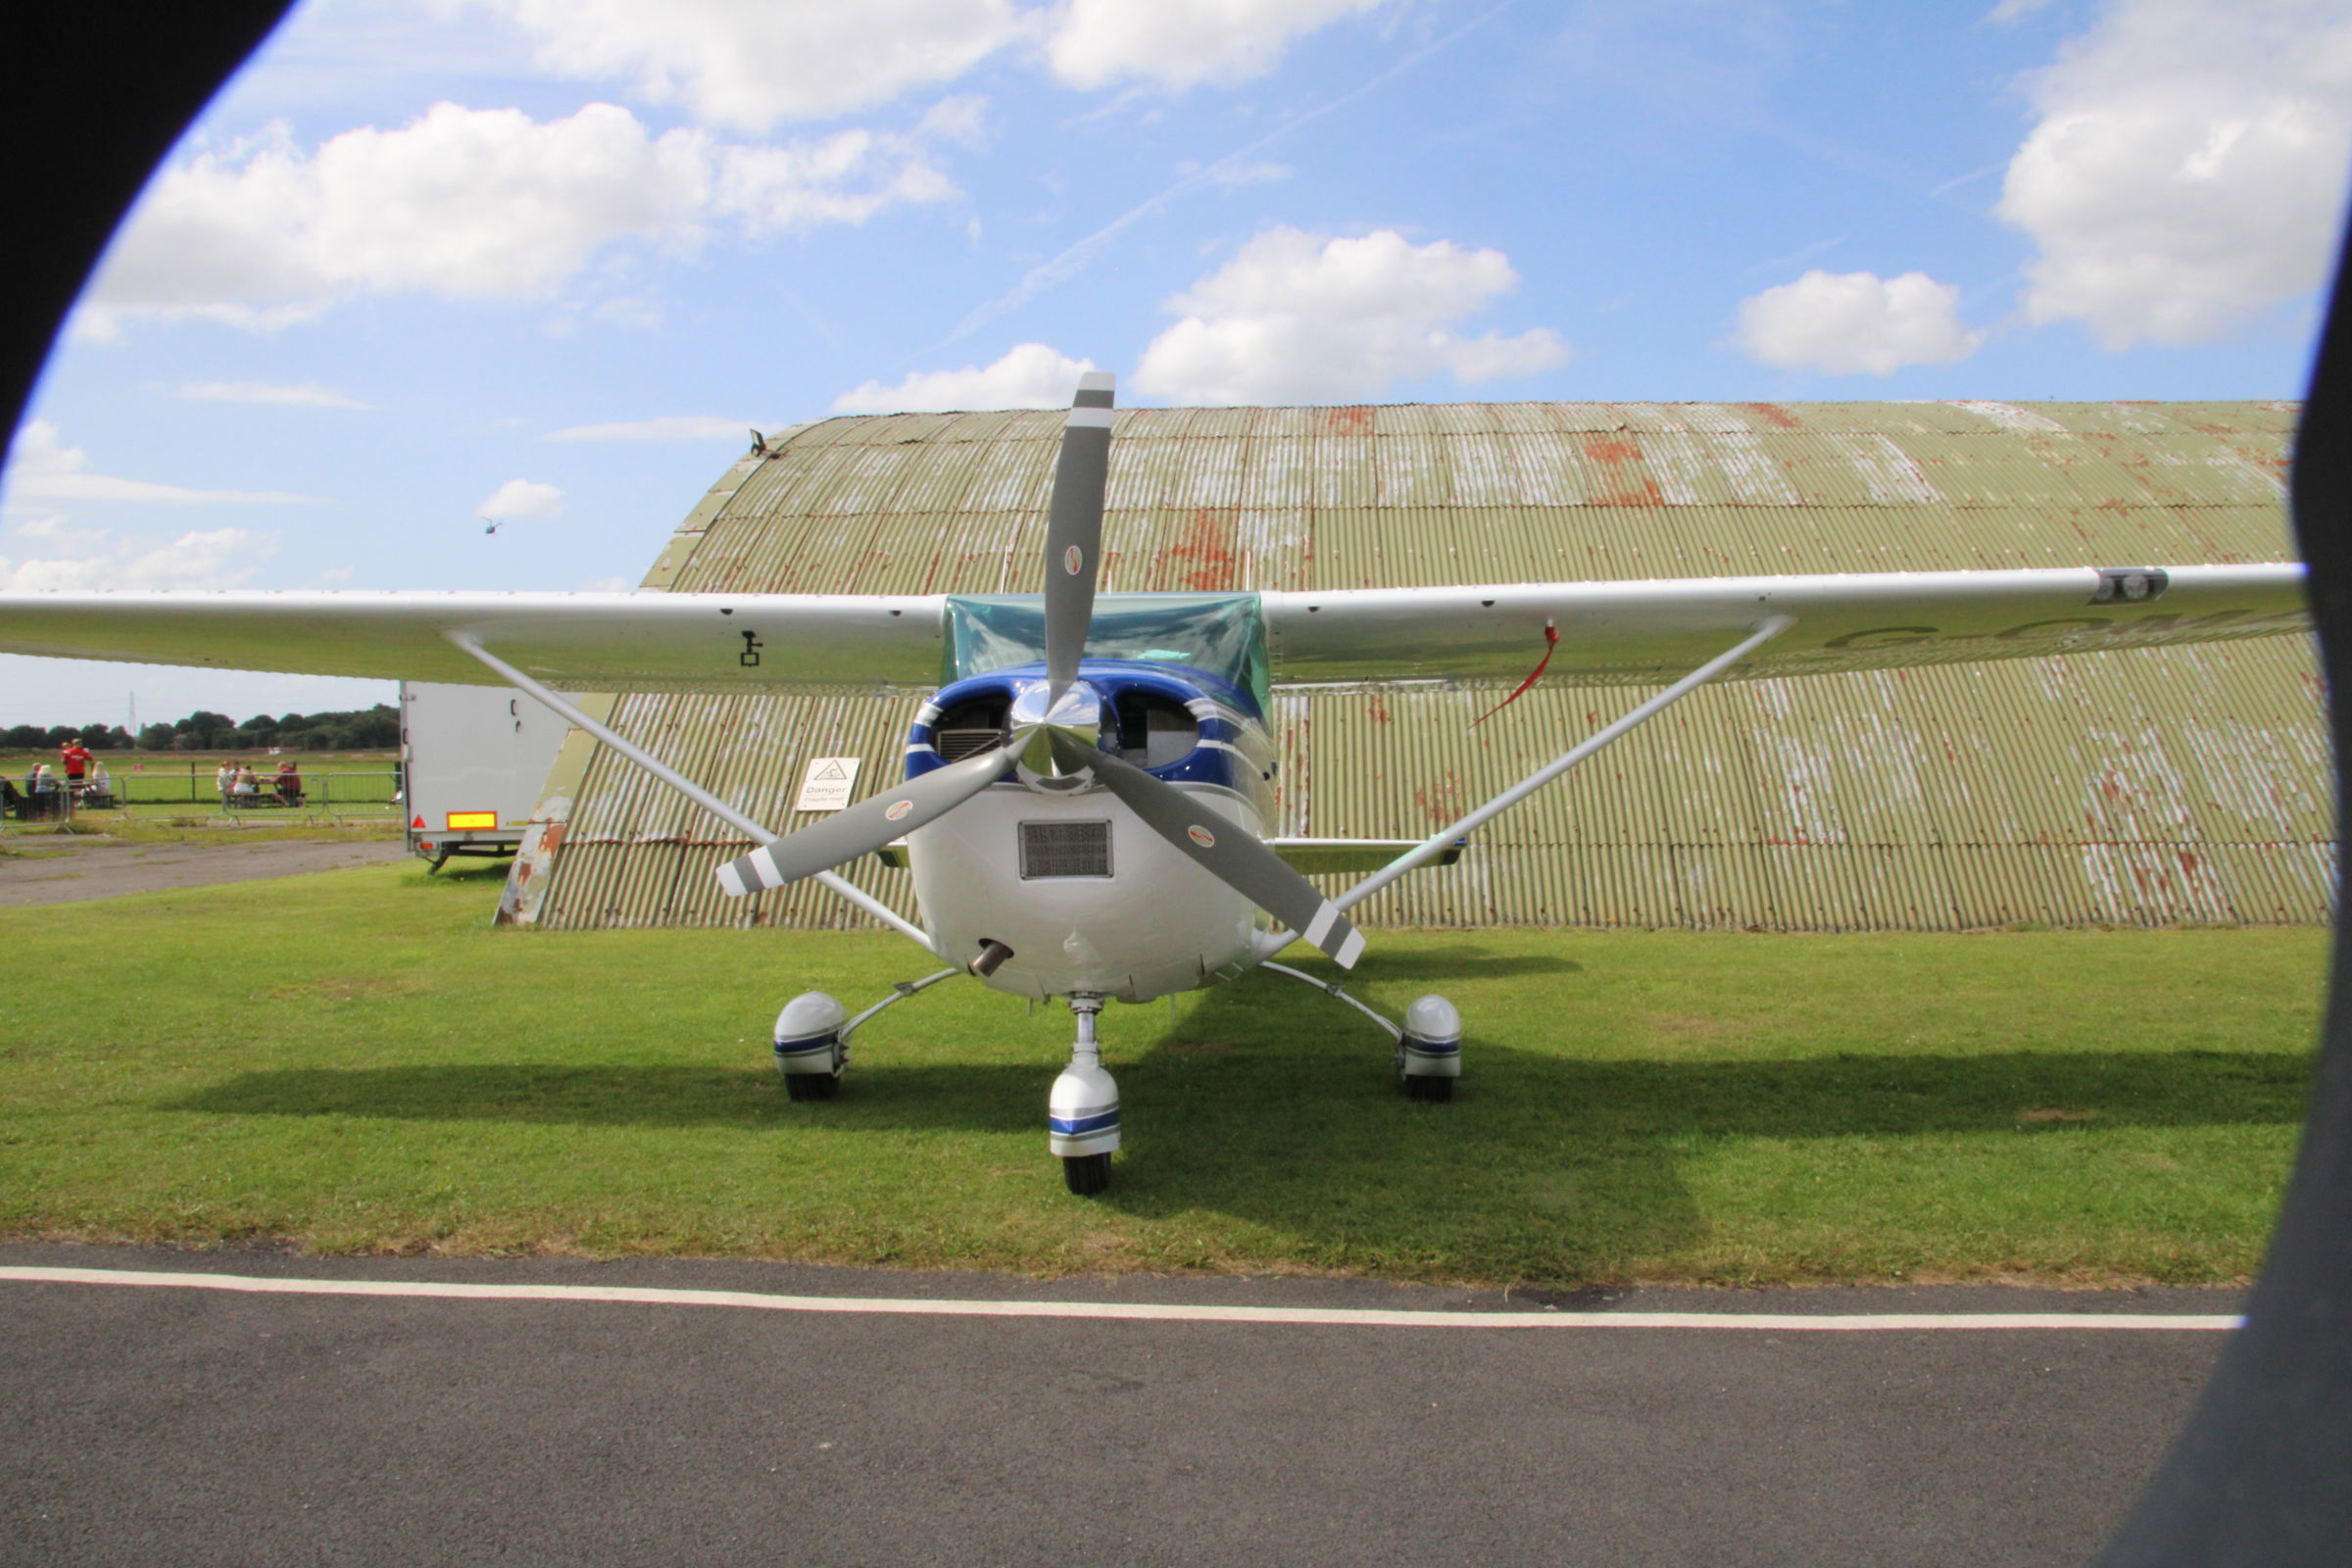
<box><xmin>400</xmin><ymin>680</ymin><xmax>574</xmax><ymax>871</ymax></box>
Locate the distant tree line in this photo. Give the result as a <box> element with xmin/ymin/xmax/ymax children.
<box><xmin>4</xmin><ymin>704</ymin><xmax>401</xmax><ymax>753</ymax></box>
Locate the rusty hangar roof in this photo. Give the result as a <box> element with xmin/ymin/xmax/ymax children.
<box><xmin>505</xmin><ymin>399</ymin><xmax>2327</xmax><ymax>935</ymax></box>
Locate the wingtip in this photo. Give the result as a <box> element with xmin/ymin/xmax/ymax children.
<box><xmin>1077</xmin><ymin>369</ymin><xmax>1116</xmax><ymax>394</ymax></box>
<box><xmin>714</xmin><ymin>861</ymin><xmax>748</xmax><ymax>898</ymax></box>
<box><xmin>1334</xmin><ymin>927</ymin><xmax>1367</xmax><ymax>970</ymax></box>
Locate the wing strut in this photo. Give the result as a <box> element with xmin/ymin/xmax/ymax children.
<box><xmin>443</xmin><ymin>632</ymin><xmax>935</xmax><ymax>953</ymax></box>
<box><xmin>1253</xmin><ymin>615</ymin><xmax>1792</xmax><ymax>960</ymax></box>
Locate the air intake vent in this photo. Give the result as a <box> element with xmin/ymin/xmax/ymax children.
<box><xmin>1020</xmin><ymin>819</ymin><xmax>1112</xmax><ymax>879</ymax></box>
<box><xmin>935</xmin><ymin>728</ymin><xmax>1004</xmax><ymax>761</ymax></box>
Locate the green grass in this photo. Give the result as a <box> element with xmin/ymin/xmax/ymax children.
<box><xmin>0</xmin><ymin>859</ymin><xmax>2324</xmax><ymax>1286</ymax></box>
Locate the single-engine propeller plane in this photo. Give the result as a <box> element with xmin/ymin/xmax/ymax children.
<box><xmin>0</xmin><ymin>373</ymin><xmax>2312</xmax><ymax>1192</ymax></box>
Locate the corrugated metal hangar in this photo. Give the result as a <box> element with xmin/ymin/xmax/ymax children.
<box><xmin>500</xmin><ymin>399</ymin><xmax>2331</xmax><ymax>934</ymax></box>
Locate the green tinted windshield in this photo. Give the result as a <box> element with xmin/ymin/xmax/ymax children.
<box><xmin>944</xmin><ymin>593</ymin><xmax>1268</xmax><ymax>710</ymax></box>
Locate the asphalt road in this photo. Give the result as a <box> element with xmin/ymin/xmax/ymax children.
<box><xmin>0</xmin><ymin>837</ymin><xmax>408</xmax><ymax>906</ymax></box>
<box><xmin>0</xmin><ymin>1244</ymin><xmax>2234</xmax><ymax>1567</ymax></box>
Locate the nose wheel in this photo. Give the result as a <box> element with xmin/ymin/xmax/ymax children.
<box><xmin>1050</xmin><ymin>995</ymin><xmax>1120</xmax><ymax>1196</ymax></box>
<box><xmin>1062</xmin><ymin>1152</ymin><xmax>1111</xmax><ymax>1195</ymax></box>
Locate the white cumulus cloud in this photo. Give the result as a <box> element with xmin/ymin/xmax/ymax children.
<box><xmin>472</xmin><ymin>0</ymin><xmax>1375</xmax><ymax>120</ymax></box>
<box><xmin>714</xmin><ymin>123</ymin><xmax>960</xmax><ymax>233</ymax></box>
<box><xmin>1734</xmin><ymin>270</ymin><xmax>1985</xmax><ymax>375</ymax></box>
<box><xmin>3</xmin><ymin>421</ymin><xmax>321</xmax><ymax>504</ymax></box>
<box><xmin>545</xmin><ymin>416</ymin><xmax>767</xmax><ymax>442</ymax></box>
<box><xmin>477</xmin><ymin>479</ymin><xmax>566</xmax><ymax>521</ymax></box>
<box><xmin>1049</xmin><ymin>0</ymin><xmax>1391</xmax><ymax>91</ymax></box>
<box><xmin>1997</xmin><ymin>0</ymin><xmax>2352</xmax><ymax>348</ymax></box>
<box><xmin>82</xmin><ymin>102</ymin><xmax>963</xmax><ymax>334</ymax></box>
<box><xmin>0</xmin><ymin>526</ymin><xmax>273</xmax><ymax>591</ymax></box>
<box><xmin>13</xmin><ymin>514</ymin><xmax>107</xmax><ymax>550</ymax></box>
<box><xmin>473</xmin><ymin>0</ymin><xmax>1025</xmax><ymax>132</ymax></box>
<box><xmin>834</xmin><ymin>343</ymin><xmax>1098</xmax><ymax>413</ymax></box>
<box><xmin>169</xmin><ymin>381</ymin><xmax>372</xmax><ymax>409</ymax></box>
<box><xmin>1130</xmin><ymin>227</ymin><xmax>1569</xmax><ymax>405</ymax></box>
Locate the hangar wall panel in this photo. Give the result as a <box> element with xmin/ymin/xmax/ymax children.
<box><xmin>512</xmin><ymin>400</ymin><xmax>2329</xmax><ymax>933</ymax></box>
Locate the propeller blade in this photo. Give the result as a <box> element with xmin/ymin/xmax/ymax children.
<box><xmin>1044</xmin><ymin>370</ymin><xmax>1114</xmax><ymax>700</ymax></box>
<box><xmin>715</xmin><ymin>743</ymin><xmax>1012</xmax><ymax>896</ymax></box>
<box><xmin>1045</xmin><ymin>731</ymin><xmax>1366</xmax><ymax>969</ymax></box>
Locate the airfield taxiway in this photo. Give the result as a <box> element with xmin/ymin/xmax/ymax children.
<box><xmin>0</xmin><ymin>834</ymin><xmax>407</xmax><ymax>907</ymax></box>
<box><xmin>1</xmin><ymin>1242</ymin><xmax>2231</xmax><ymax>1567</ymax></box>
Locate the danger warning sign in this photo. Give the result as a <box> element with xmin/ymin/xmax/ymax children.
<box><xmin>793</xmin><ymin>757</ymin><xmax>860</xmax><ymax>812</ymax></box>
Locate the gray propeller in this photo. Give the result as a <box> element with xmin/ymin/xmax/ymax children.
<box><xmin>1045</xmin><ymin>730</ymin><xmax>1365</xmax><ymax>968</ymax></box>
<box><xmin>716</xmin><ymin>372</ymin><xmax>1119</xmax><ymax>895</ymax></box>
<box><xmin>714</xmin><ymin>742</ymin><xmax>1012</xmax><ymax>896</ymax></box>
<box><xmin>1044</xmin><ymin>370</ymin><xmax>1114</xmax><ymax>702</ymax></box>
<box><xmin>712</xmin><ymin>366</ymin><xmax>1367</xmax><ymax>971</ymax></box>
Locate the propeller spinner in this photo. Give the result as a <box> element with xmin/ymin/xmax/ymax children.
<box><xmin>715</xmin><ymin>370</ymin><xmax>1366</xmax><ymax>970</ymax></box>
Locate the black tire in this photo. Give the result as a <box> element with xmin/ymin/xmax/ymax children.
<box><xmin>784</xmin><ymin>1073</ymin><xmax>840</xmax><ymax>1102</ymax></box>
<box><xmin>1062</xmin><ymin>1152</ymin><xmax>1111</xmax><ymax>1196</ymax></box>
<box><xmin>1404</xmin><ymin>1074</ymin><xmax>1453</xmax><ymax>1102</ymax></box>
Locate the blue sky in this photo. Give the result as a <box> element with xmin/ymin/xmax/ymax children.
<box><xmin>5</xmin><ymin>0</ymin><xmax>2349</xmax><ymax>726</ymax></box>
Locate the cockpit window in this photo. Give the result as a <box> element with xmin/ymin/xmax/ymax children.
<box><xmin>943</xmin><ymin>592</ymin><xmax>1269</xmax><ymax>711</ymax></box>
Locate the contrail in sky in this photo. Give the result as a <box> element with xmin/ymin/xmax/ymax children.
<box><xmin>936</xmin><ymin>0</ymin><xmax>1525</xmax><ymax>351</ymax></box>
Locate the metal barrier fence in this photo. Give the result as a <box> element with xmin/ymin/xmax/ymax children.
<box><xmin>1</xmin><ymin>770</ymin><xmax>402</xmax><ymax>822</ymax></box>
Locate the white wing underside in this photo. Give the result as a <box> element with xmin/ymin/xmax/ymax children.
<box><xmin>0</xmin><ymin>564</ymin><xmax>2307</xmax><ymax>694</ymax></box>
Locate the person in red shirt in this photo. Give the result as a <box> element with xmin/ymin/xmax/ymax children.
<box><xmin>59</xmin><ymin>737</ymin><xmax>91</xmax><ymax>786</ymax></box>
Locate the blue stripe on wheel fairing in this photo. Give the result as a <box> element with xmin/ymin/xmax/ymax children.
<box><xmin>1050</xmin><ymin>1109</ymin><xmax>1121</xmax><ymax>1136</ymax></box>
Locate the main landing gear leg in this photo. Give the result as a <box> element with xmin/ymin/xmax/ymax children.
<box><xmin>773</xmin><ymin>969</ymin><xmax>960</xmax><ymax>1102</ymax></box>
<box><xmin>1258</xmin><ymin>962</ymin><xmax>1462</xmax><ymax>1102</ymax></box>
<box><xmin>1050</xmin><ymin>995</ymin><xmax>1119</xmax><ymax>1196</ymax></box>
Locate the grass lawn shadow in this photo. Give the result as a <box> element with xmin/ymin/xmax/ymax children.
<box><xmin>169</xmin><ymin>1062</ymin><xmax>1044</xmax><ymax>1134</ymax></box>
<box><xmin>1086</xmin><ymin>968</ymin><xmax>2313</xmax><ymax>1277</ymax></box>
<box><xmin>1288</xmin><ymin>945</ymin><xmax>1584</xmax><ymax>980</ymax></box>
<box><xmin>163</xmin><ymin>1010</ymin><xmax>2311</xmax><ymax>1280</ymax></box>
<box><xmin>13</xmin><ymin>867</ymin><xmax>2322</xmax><ymax>1281</ymax></box>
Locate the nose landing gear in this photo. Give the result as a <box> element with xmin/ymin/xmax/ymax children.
<box><xmin>1051</xmin><ymin>995</ymin><xmax>1119</xmax><ymax>1196</ymax></box>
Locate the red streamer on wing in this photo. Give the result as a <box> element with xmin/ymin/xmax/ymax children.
<box><xmin>1468</xmin><ymin>619</ymin><xmax>1560</xmax><ymax>728</ymax></box>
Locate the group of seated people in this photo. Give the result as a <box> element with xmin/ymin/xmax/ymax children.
<box><xmin>220</xmin><ymin>760</ymin><xmax>303</xmax><ymax>808</ymax></box>
<box><xmin>2</xmin><ymin>760</ymin><xmax>113</xmax><ymax>817</ymax></box>
<box><xmin>2</xmin><ymin>754</ymin><xmax>317</xmax><ymax>821</ymax></box>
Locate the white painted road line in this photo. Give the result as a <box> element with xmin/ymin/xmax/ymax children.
<box><xmin>0</xmin><ymin>1267</ymin><xmax>2242</xmax><ymax>1331</ymax></box>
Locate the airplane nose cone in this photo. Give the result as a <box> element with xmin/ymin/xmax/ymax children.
<box><xmin>1011</xmin><ymin>678</ymin><xmax>1102</xmax><ymax>782</ymax></box>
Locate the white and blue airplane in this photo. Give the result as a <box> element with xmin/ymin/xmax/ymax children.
<box><xmin>0</xmin><ymin>372</ymin><xmax>2312</xmax><ymax>1192</ymax></box>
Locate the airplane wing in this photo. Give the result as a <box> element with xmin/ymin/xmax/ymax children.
<box><xmin>0</xmin><ymin>563</ymin><xmax>2307</xmax><ymax>695</ymax></box>
<box><xmin>0</xmin><ymin>590</ymin><xmax>948</xmax><ymax>693</ymax></box>
<box><xmin>1258</xmin><ymin>564</ymin><xmax>2309</xmax><ymax>686</ymax></box>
